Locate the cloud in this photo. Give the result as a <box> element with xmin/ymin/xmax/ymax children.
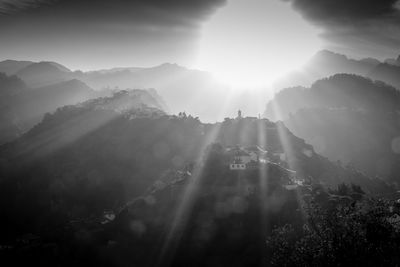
<box><xmin>285</xmin><ymin>0</ymin><xmax>400</xmax><ymax>25</ymax></box>
<box><xmin>284</xmin><ymin>0</ymin><xmax>400</xmax><ymax>58</ymax></box>
<box><xmin>0</xmin><ymin>0</ymin><xmax>227</xmax><ymax>68</ymax></box>
<box><xmin>0</xmin><ymin>0</ymin><xmax>227</xmax><ymax>27</ymax></box>
<box><xmin>0</xmin><ymin>0</ymin><xmax>52</xmax><ymax>14</ymax></box>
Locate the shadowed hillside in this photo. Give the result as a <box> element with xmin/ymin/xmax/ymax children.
<box><xmin>265</xmin><ymin>74</ymin><xmax>400</xmax><ymax>183</ymax></box>
<box><xmin>0</xmin><ymin>75</ymin><xmax>96</xmax><ymax>144</ymax></box>
<box><xmin>273</xmin><ymin>50</ymin><xmax>380</xmax><ymax>89</ymax></box>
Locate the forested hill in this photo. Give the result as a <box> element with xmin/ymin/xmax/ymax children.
<box><xmin>266</xmin><ymin>74</ymin><xmax>400</xmax><ymax>121</ymax></box>
<box><xmin>0</xmin><ymin>107</ymin><xmax>391</xmax><ymax>233</ymax></box>
<box><xmin>265</xmin><ymin>74</ymin><xmax>400</xmax><ymax>183</ymax></box>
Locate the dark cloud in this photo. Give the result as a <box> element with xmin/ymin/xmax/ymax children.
<box><xmin>284</xmin><ymin>0</ymin><xmax>400</xmax><ymax>58</ymax></box>
<box><xmin>0</xmin><ymin>0</ymin><xmax>57</xmax><ymax>15</ymax></box>
<box><xmin>0</xmin><ymin>0</ymin><xmax>226</xmax><ymax>27</ymax></box>
<box><xmin>285</xmin><ymin>0</ymin><xmax>399</xmax><ymax>25</ymax></box>
<box><xmin>0</xmin><ymin>0</ymin><xmax>226</xmax><ymax>68</ymax></box>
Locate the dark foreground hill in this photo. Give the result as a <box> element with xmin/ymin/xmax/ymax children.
<box><xmin>0</xmin><ymin>101</ymin><xmax>390</xmax><ymax>224</ymax></box>
<box><xmin>265</xmin><ymin>74</ymin><xmax>400</xmax><ymax>183</ymax></box>
<box><xmin>0</xmin><ymin>91</ymin><xmax>395</xmax><ymax>265</ymax></box>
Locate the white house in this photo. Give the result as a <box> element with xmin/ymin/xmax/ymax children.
<box><xmin>227</xmin><ymin>146</ymin><xmax>266</xmax><ymax>170</ymax></box>
<box><xmin>230</xmin><ymin>163</ymin><xmax>246</xmax><ymax>170</ymax></box>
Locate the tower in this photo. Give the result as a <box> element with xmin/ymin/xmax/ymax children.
<box><xmin>237</xmin><ymin>110</ymin><xmax>242</xmax><ymax>119</ymax></box>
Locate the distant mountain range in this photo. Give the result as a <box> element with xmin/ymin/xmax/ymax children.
<box><xmin>3</xmin><ymin>49</ymin><xmax>400</xmax><ymax>124</ymax></box>
<box><xmin>274</xmin><ymin>50</ymin><xmax>400</xmax><ymax>90</ymax></box>
<box><xmin>0</xmin><ymin>71</ymin><xmax>166</xmax><ymax>145</ymax></box>
<box><xmin>0</xmin><ymin>60</ymin><xmax>237</xmax><ymax>121</ymax></box>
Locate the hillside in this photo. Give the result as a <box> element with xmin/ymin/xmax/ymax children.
<box><xmin>16</xmin><ymin>62</ymin><xmax>72</xmax><ymax>88</ymax></box>
<box><xmin>0</xmin><ymin>72</ymin><xmax>27</xmax><ymax>96</ymax></box>
<box><xmin>0</xmin><ymin>60</ymin><xmax>33</xmax><ymax>76</ymax></box>
<box><xmin>0</xmin><ymin>77</ymin><xmax>98</xmax><ymax>145</ymax></box>
<box><xmin>273</xmin><ymin>50</ymin><xmax>380</xmax><ymax>89</ymax></box>
<box><xmin>2</xmin><ymin>59</ymin><xmax>272</xmax><ymax>122</ymax></box>
<box><xmin>266</xmin><ymin>74</ymin><xmax>400</xmax><ymax>121</ymax></box>
<box><xmin>76</xmin><ymin>63</ymin><xmax>231</xmax><ymax>121</ymax></box>
<box><xmin>0</xmin><ymin>108</ymin><xmax>393</xmax><ymax>265</ymax></box>
<box><xmin>265</xmin><ymin>74</ymin><xmax>400</xmax><ymax>182</ymax></box>
<box><xmin>369</xmin><ymin>63</ymin><xmax>400</xmax><ymax>89</ymax></box>
<box><xmin>0</xmin><ymin>108</ymin><xmax>391</xmax><ymax>235</ymax></box>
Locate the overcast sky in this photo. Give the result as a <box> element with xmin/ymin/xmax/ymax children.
<box><xmin>1</xmin><ymin>0</ymin><xmax>400</xmax><ymax>70</ymax></box>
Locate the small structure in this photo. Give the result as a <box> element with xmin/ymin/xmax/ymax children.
<box><xmin>237</xmin><ymin>110</ymin><xmax>242</xmax><ymax>119</ymax></box>
<box><xmin>227</xmin><ymin>146</ymin><xmax>252</xmax><ymax>170</ymax></box>
<box><xmin>230</xmin><ymin>163</ymin><xmax>246</xmax><ymax>170</ymax></box>
<box><xmin>227</xmin><ymin>146</ymin><xmax>268</xmax><ymax>170</ymax></box>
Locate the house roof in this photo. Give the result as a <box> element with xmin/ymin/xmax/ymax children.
<box><xmin>226</xmin><ymin>147</ymin><xmax>250</xmax><ymax>157</ymax></box>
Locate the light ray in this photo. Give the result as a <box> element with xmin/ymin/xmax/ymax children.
<box><xmin>157</xmin><ymin>88</ymin><xmax>238</xmax><ymax>266</ymax></box>
<box><xmin>12</xmin><ymin>109</ymin><xmax>120</xmax><ymax>159</ymax></box>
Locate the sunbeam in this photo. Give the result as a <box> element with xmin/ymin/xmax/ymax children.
<box><xmin>157</xmin><ymin>88</ymin><xmax>238</xmax><ymax>265</ymax></box>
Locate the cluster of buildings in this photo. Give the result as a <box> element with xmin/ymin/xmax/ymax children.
<box><xmin>226</xmin><ymin>145</ymin><xmax>305</xmax><ymax>190</ymax></box>
<box><xmin>226</xmin><ymin>145</ymin><xmax>287</xmax><ymax>170</ymax></box>
<box><xmin>227</xmin><ymin>146</ymin><xmax>267</xmax><ymax>170</ymax></box>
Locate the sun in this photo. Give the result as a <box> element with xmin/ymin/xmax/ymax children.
<box><xmin>195</xmin><ymin>0</ymin><xmax>321</xmax><ymax>88</ymax></box>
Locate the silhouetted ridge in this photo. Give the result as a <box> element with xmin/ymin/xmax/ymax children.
<box><xmin>266</xmin><ymin>74</ymin><xmax>400</xmax><ymax>121</ymax></box>
<box><xmin>369</xmin><ymin>62</ymin><xmax>400</xmax><ymax>89</ymax></box>
<box><xmin>274</xmin><ymin>50</ymin><xmax>381</xmax><ymax>88</ymax></box>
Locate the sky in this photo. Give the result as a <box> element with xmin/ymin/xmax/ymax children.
<box><xmin>194</xmin><ymin>0</ymin><xmax>321</xmax><ymax>86</ymax></box>
<box><xmin>1</xmin><ymin>0</ymin><xmax>400</xmax><ymax>72</ymax></box>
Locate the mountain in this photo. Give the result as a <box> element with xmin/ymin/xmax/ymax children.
<box><xmin>0</xmin><ymin>74</ymin><xmax>28</xmax><ymax>144</ymax></box>
<box><xmin>266</xmin><ymin>73</ymin><xmax>400</xmax><ymax>121</ymax></box>
<box><xmin>16</xmin><ymin>61</ymin><xmax>72</xmax><ymax>87</ymax></box>
<box><xmin>265</xmin><ymin>74</ymin><xmax>400</xmax><ymax>183</ymax></box>
<box><xmin>384</xmin><ymin>55</ymin><xmax>400</xmax><ymax>66</ymax></box>
<box><xmin>369</xmin><ymin>63</ymin><xmax>400</xmax><ymax>89</ymax></box>
<box><xmin>273</xmin><ymin>50</ymin><xmax>381</xmax><ymax>89</ymax></box>
<box><xmin>0</xmin><ymin>72</ymin><xmax>27</xmax><ymax>96</ymax></box>
<box><xmin>0</xmin><ymin>108</ymin><xmax>392</xmax><ymax>265</ymax></box>
<box><xmin>77</xmin><ymin>63</ymin><xmax>232</xmax><ymax>121</ymax></box>
<box><xmin>0</xmin><ymin>77</ymin><xmax>96</xmax><ymax>144</ymax></box>
<box><xmin>4</xmin><ymin>59</ymin><xmax>271</xmax><ymax>122</ymax></box>
<box><xmin>0</xmin><ymin>60</ymin><xmax>34</xmax><ymax>75</ymax></box>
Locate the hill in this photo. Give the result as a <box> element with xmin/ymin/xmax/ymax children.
<box><xmin>16</xmin><ymin>62</ymin><xmax>72</xmax><ymax>88</ymax></box>
<box><xmin>3</xmin><ymin>58</ymin><xmax>272</xmax><ymax>122</ymax></box>
<box><xmin>265</xmin><ymin>74</ymin><xmax>400</xmax><ymax>182</ymax></box>
<box><xmin>0</xmin><ymin>60</ymin><xmax>34</xmax><ymax>76</ymax></box>
<box><xmin>0</xmin><ymin>108</ymin><xmax>393</xmax><ymax>265</ymax></box>
<box><xmin>369</xmin><ymin>63</ymin><xmax>400</xmax><ymax>89</ymax></box>
<box><xmin>273</xmin><ymin>50</ymin><xmax>380</xmax><ymax>89</ymax></box>
<box><xmin>0</xmin><ymin>76</ymin><xmax>95</xmax><ymax>144</ymax></box>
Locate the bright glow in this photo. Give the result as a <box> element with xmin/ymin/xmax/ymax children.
<box><xmin>195</xmin><ymin>0</ymin><xmax>322</xmax><ymax>87</ymax></box>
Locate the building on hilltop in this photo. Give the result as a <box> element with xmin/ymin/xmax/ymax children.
<box><xmin>237</xmin><ymin>109</ymin><xmax>242</xmax><ymax>119</ymax></box>
<box><xmin>227</xmin><ymin>146</ymin><xmax>267</xmax><ymax>170</ymax></box>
